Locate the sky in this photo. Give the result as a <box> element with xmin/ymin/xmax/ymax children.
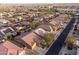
<box><xmin>0</xmin><ymin>0</ymin><xmax>79</xmax><ymax>3</ymax></box>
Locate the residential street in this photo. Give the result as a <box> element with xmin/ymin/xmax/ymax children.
<box><xmin>46</xmin><ymin>16</ymin><xmax>76</xmax><ymax>55</ymax></box>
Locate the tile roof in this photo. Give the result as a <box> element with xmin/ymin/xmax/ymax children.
<box><xmin>3</xmin><ymin>41</ymin><xmax>23</xmax><ymax>55</ymax></box>
<box><xmin>34</xmin><ymin>28</ymin><xmax>46</xmax><ymax>37</ymax></box>
<box><xmin>38</xmin><ymin>25</ymin><xmax>51</xmax><ymax>32</ymax></box>
<box><xmin>0</xmin><ymin>44</ymin><xmax>8</xmax><ymax>55</ymax></box>
<box><xmin>21</xmin><ymin>32</ymin><xmax>41</xmax><ymax>47</ymax></box>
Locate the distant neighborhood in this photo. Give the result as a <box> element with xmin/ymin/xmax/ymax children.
<box><xmin>0</xmin><ymin>4</ymin><xmax>79</xmax><ymax>55</ymax></box>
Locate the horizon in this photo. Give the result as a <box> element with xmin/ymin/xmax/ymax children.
<box><xmin>0</xmin><ymin>0</ymin><xmax>78</xmax><ymax>3</ymax></box>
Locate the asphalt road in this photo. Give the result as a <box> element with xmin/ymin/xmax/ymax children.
<box><xmin>46</xmin><ymin>16</ymin><xmax>76</xmax><ymax>55</ymax></box>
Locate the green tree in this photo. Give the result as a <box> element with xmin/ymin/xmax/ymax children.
<box><xmin>29</xmin><ymin>17</ymin><xmax>35</xmax><ymax>22</ymax></box>
<box><xmin>42</xmin><ymin>33</ymin><xmax>54</xmax><ymax>47</ymax></box>
<box><xmin>65</xmin><ymin>15</ymin><xmax>70</xmax><ymax>21</ymax></box>
<box><xmin>33</xmin><ymin>9</ymin><xmax>59</xmax><ymax>13</ymax></box>
<box><xmin>66</xmin><ymin>36</ymin><xmax>76</xmax><ymax>49</ymax></box>
<box><xmin>66</xmin><ymin>12</ymin><xmax>74</xmax><ymax>16</ymax></box>
<box><xmin>29</xmin><ymin>20</ymin><xmax>39</xmax><ymax>29</ymax></box>
<box><xmin>4</xmin><ymin>33</ymin><xmax>14</xmax><ymax>41</ymax></box>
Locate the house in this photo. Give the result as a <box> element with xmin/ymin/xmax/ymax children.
<box><xmin>34</xmin><ymin>24</ymin><xmax>53</xmax><ymax>37</ymax></box>
<box><xmin>0</xmin><ymin>31</ymin><xmax>5</xmax><ymax>41</ymax></box>
<box><xmin>0</xmin><ymin>44</ymin><xmax>8</xmax><ymax>55</ymax></box>
<box><xmin>77</xmin><ymin>25</ymin><xmax>79</xmax><ymax>30</ymax></box>
<box><xmin>34</xmin><ymin>28</ymin><xmax>46</xmax><ymax>37</ymax></box>
<box><xmin>0</xmin><ymin>22</ymin><xmax>8</xmax><ymax>27</ymax></box>
<box><xmin>34</xmin><ymin>17</ymin><xmax>43</xmax><ymax>22</ymax></box>
<box><xmin>50</xmin><ymin>20</ymin><xmax>57</xmax><ymax>26</ymax></box>
<box><xmin>15</xmin><ymin>32</ymin><xmax>41</xmax><ymax>50</ymax></box>
<box><xmin>0</xmin><ymin>27</ymin><xmax>17</xmax><ymax>36</ymax></box>
<box><xmin>75</xmin><ymin>40</ymin><xmax>79</xmax><ymax>47</ymax></box>
<box><xmin>0</xmin><ymin>19</ymin><xmax>9</xmax><ymax>24</ymax></box>
<box><xmin>38</xmin><ymin>25</ymin><xmax>52</xmax><ymax>32</ymax></box>
<box><xmin>0</xmin><ymin>41</ymin><xmax>23</xmax><ymax>55</ymax></box>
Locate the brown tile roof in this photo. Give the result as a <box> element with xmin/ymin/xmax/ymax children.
<box><xmin>21</xmin><ymin>32</ymin><xmax>41</xmax><ymax>47</ymax></box>
<box><xmin>3</xmin><ymin>41</ymin><xmax>23</xmax><ymax>55</ymax></box>
<box><xmin>0</xmin><ymin>44</ymin><xmax>8</xmax><ymax>55</ymax></box>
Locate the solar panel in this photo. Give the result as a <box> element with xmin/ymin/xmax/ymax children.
<box><xmin>3</xmin><ymin>28</ymin><xmax>14</xmax><ymax>34</ymax></box>
<box><xmin>0</xmin><ymin>32</ymin><xmax>4</xmax><ymax>40</ymax></box>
